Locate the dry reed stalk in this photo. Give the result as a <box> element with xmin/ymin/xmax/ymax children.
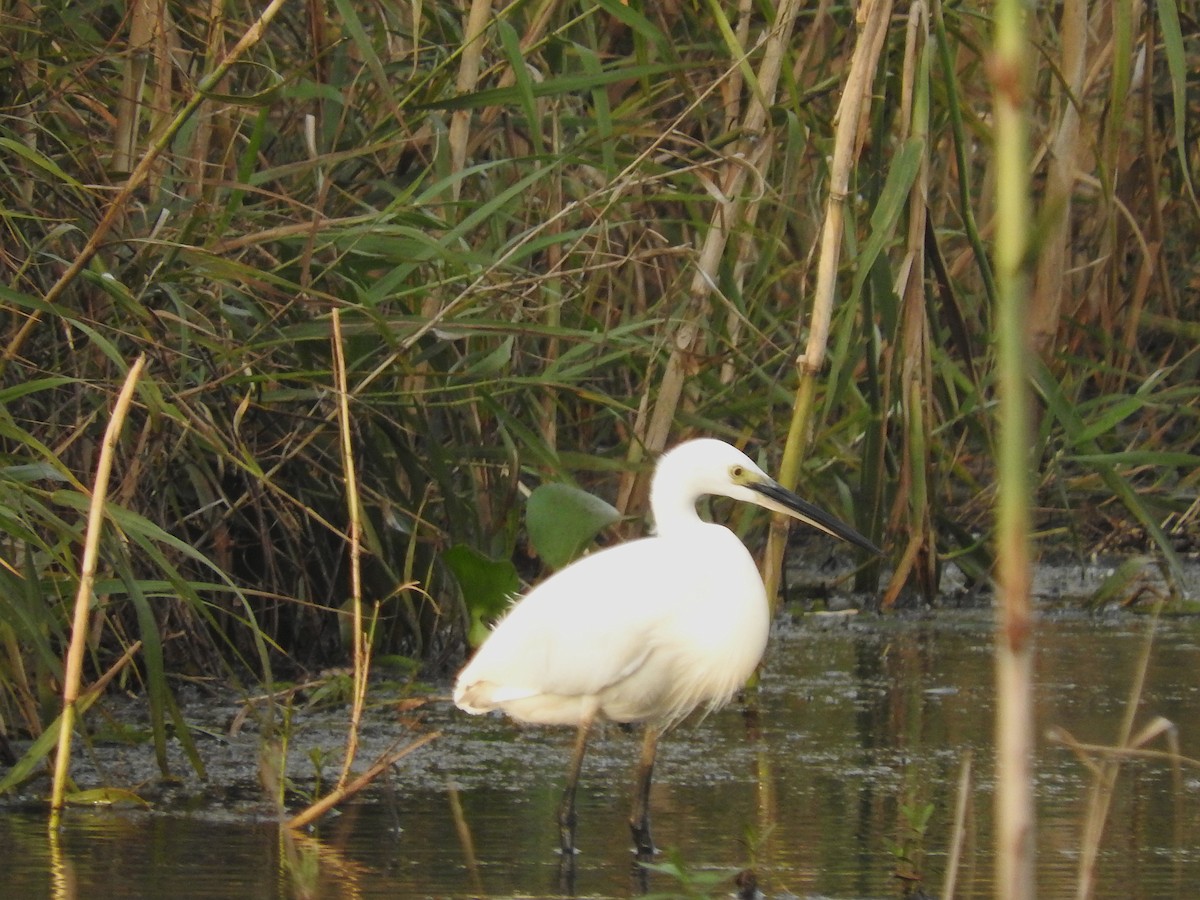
<box><xmin>331</xmin><ymin>310</ymin><xmax>370</xmax><ymax>790</ymax></box>
<box><xmin>638</xmin><ymin>0</ymin><xmax>803</xmax><ymax>470</ymax></box>
<box><xmin>112</xmin><ymin>0</ymin><xmax>161</xmax><ymax>173</ymax></box>
<box><xmin>189</xmin><ymin>0</ymin><xmax>230</xmax><ymax>199</ymax></box>
<box><xmin>286</xmin><ymin>732</ymin><xmax>440</xmax><ymax>829</ymax></box>
<box><xmin>50</xmin><ymin>355</ymin><xmax>146</xmax><ymax>817</ymax></box>
<box><xmin>1</xmin><ymin>0</ymin><xmax>292</xmax><ymax>368</ymax></box>
<box><xmin>1120</xmin><ymin>10</ymin><xmax>1176</xmax><ymax>380</ymax></box>
<box><xmin>449</xmin><ymin>0</ymin><xmax>495</xmax><ymax>201</ymax></box>
<box><xmin>476</xmin><ymin>0</ymin><xmax>564</xmax><ymax>135</ymax></box>
<box><xmin>10</xmin><ymin>0</ymin><xmax>38</xmax><ymax>205</ymax></box>
<box><xmin>882</xmin><ymin>1</ymin><xmax>935</xmax><ymax>608</ymax></box>
<box><xmin>1029</xmin><ymin>0</ymin><xmax>1088</xmax><ymax>357</ymax></box>
<box><xmin>991</xmin><ymin>0</ymin><xmax>1036</xmax><ymax>893</ymax></box>
<box><xmin>761</xmin><ymin>0</ymin><xmax>893</xmax><ymax>605</ymax></box>
<box><xmin>715</xmin><ymin>0</ymin><xmax>767</xmax><ymax>390</ymax></box>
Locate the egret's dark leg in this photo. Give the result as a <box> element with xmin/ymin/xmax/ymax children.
<box><xmin>559</xmin><ymin>713</ymin><xmax>594</xmax><ymax>856</ymax></box>
<box><xmin>629</xmin><ymin>725</ymin><xmax>660</xmax><ymax>858</ymax></box>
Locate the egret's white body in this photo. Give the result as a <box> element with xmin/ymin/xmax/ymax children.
<box><xmin>453</xmin><ymin>438</ymin><xmax>880</xmax><ymax>859</ymax></box>
<box><xmin>455</xmin><ymin>520</ymin><xmax>769</xmax><ymax>728</ymax></box>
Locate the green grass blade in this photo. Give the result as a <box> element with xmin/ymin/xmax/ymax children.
<box><xmin>1033</xmin><ymin>361</ymin><xmax>1187</xmax><ymax>590</ymax></box>
<box><xmin>496</xmin><ymin>20</ymin><xmax>542</xmax><ymax>153</ymax></box>
<box><xmin>1154</xmin><ymin>0</ymin><xmax>1199</xmax><ymax>208</ymax></box>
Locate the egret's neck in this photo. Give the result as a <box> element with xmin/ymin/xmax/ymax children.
<box><xmin>648</xmin><ymin>468</ymin><xmax>705</xmax><ymax>536</ymax></box>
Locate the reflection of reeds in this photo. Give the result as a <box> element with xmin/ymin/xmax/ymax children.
<box><xmin>941</xmin><ymin>750</ymin><xmax>974</xmax><ymax>899</ymax></box>
<box><xmin>1047</xmin><ymin>602</ymin><xmax>1191</xmax><ymax>900</ymax></box>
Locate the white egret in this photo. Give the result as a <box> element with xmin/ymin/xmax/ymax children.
<box><xmin>453</xmin><ymin>438</ymin><xmax>881</xmax><ymax>858</ymax></box>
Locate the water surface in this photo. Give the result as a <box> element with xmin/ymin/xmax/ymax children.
<box><xmin>3</xmin><ymin>610</ymin><xmax>1199</xmax><ymax>898</ymax></box>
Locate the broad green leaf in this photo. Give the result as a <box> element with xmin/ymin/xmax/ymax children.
<box><xmin>330</xmin><ymin>0</ymin><xmax>393</xmax><ymax>112</ymax></box>
<box><xmin>442</xmin><ymin>544</ymin><xmax>519</xmax><ymax>647</ymax></box>
<box><xmin>462</xmin><ymin>336</ymin><xmax>513</xmax><ymax>378</ymax></box>
<box><xmin>526</xmin><ymin>482</ymin><xmax>621</xmax><ymax>571</ymax></box>
<box><xmin>592</xmin><ymin>0</ymin><xmax>671</xmax><ymax>55</ymax></box>
<box><xmin>497</xmin><ymin>19</ymin><xmax>542</xmax><ymax>152</ymax></box>
<box><xmin>849</xmin><ymin>137</ymin><xmax>926</xmax><ymax>309</ymax></box>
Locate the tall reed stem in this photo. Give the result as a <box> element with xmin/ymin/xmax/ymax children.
<box><xmin>763</xmin><ymin>0</ymin><xmax>893</xmax><ymax>606</ymax></box>
<box><xmin>991</xmin><ymin>0</ymin><xmax>1036</xmax><ymax>895</ymax></box>
<box><xmin>640</xmin><ymin>0</ymin><xmax>802</xmax><ymax>473</ymax></box>
<box><xmin>331</xmin><ymin>310</ymin><xmax>369</xmax><ymax>789</ymax></box>
<box><xmin>50</xmin><ymin>355</ymin><xmax>146</xmax><ymax>818</ymax></box>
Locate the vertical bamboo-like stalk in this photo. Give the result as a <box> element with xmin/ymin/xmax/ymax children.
<box><xmin>1029</xmin><ymin>0</ymin><xmax>1087</xmax><ymax>357</ymax></box>
<box><xmin>112</xmin><ymin>0</ymin><xmax>160</xmax><ymax>174</ymax></box>
<box><xmin>635</xmin><ymin>0</ymin><xmax>802</xmax><ymax>486</ymax></box>
<box><xmin>881</xmin><ymin>2</ymin><xmax>934</xmax><ymax>609</ymax></box>
<box><xmin>50</xmin><ymin>355</ymin><xmax>146</xmax><ymax>818</ymax></box>
<box><xmin>761</xmin><ymin>0</ymin><xmax>893</xmax><ymax>606</ymax></box>
<box><xmin>9</xmin><ymin>0</ymin><xmax>38</xmax><ymax>204</ymax></box>
<box><xmin>331</xmin><ymin>310</ymin><xmax>369</xmax><ymax>790</ymax></box>
<box><xmin>990</xmin><ymin>0</ymin><xmax>1036</xmax><ymax>895</ymax></box>
<box><xmin>191</xmin><ymin>0</ymin><xmax>230</xmax><ymax>198</ymax></box>
<box><xmin>448</xmin><ymin>0</ymin><xmax>494</xmax><ymax>201</ymax></box>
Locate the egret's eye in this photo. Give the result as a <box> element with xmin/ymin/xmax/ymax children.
<box><xmin>730</xmin><ymin>465</ymin><xmax>744</xmax><ymax>479</ymax></box>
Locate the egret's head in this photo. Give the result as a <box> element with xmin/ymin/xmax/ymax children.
<box><xmin>654</xmin><ymin>439</ymin><xmax>882</xmax><ymax>555</ymax></box>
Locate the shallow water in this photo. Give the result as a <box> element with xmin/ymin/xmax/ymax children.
<box><xmin>4</xmin><ymin>609</ymin><xmax>1200</xmax><ymax>898</ymax></box>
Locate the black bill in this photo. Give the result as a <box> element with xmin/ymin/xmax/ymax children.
<box><xmin>749</xmin><ymin>480</ymin><xmax>884</xmax><ymax>556</ymax></box>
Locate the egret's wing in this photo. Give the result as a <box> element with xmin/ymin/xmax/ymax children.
<box><xmin>456</xmin><ymin>537</ymin><xmax>678</xmax><ymax>703</ymax></box>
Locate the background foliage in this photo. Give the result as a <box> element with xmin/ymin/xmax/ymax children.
<box><xmin>0</xmin><ymin>0</ymin><xmax>1196</xmax><ymax>760</ymax></box>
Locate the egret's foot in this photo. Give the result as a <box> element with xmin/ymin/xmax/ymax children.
<box><xmin>558</xmin><ymin>828</ymin><xmax>578</xmax><ymax>858</ymax></box>
<box><xmin>558</xmin><ymin>792</ymin><xmax>579</xmax><ymax>857</ymax></box>
<box><xmin>557</xmin><ymin>846</ymin><xmax>578</xmax><ymax>894</ymax></box>
<box><xmin>558</xmin><ymin>815</ymin><xmax>580</xmax><ymax>858</ymax></box>
<box><xmin>629</xmin><ymin>820</ymin><xmax>656</xmax><ymax>860</ymax></box>
<box><xmin>735</xmin><ymin>868</ymin><xmax>760</xmax><ymax>900</ymax></box>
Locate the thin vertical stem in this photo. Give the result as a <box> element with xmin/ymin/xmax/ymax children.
<box><xmin>449</xmin><ymin>0</ymin><xmax>494</xmax><ymax>200</ymax></box>
<box><xmin>51</xmin><ymin>356</ymin><xmax>146</xmax><ymax>818</ymax></box>
<box><xmin>639</xmin><ymin>0</ymin><xmax>803</xmax><ymax>474</ymax></box>
<box><xmin>332</xmin><ymin>310</ymin><xmax>368</xmax><ymax>789</ymax></box>
<box><xmin>763</xmin><ymin>0</ymin><xmax>893</xmax><ymax>607</ymax></box>
<box><xmin>991</xmin><ymin>0</ymin><xmax>1036</xmax><ymax>895</ymax></box>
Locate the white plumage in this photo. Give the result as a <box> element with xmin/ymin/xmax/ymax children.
<box><xmin>453</xmin><ymin>437</ymin><xmax>881</xmax><ymax>858</ymax></box>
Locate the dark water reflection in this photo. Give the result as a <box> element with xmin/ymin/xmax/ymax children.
<box><xmin>3</xmin><ymin>611</ymin><xmax>1199</xmax><ymax>898</ymax></box>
